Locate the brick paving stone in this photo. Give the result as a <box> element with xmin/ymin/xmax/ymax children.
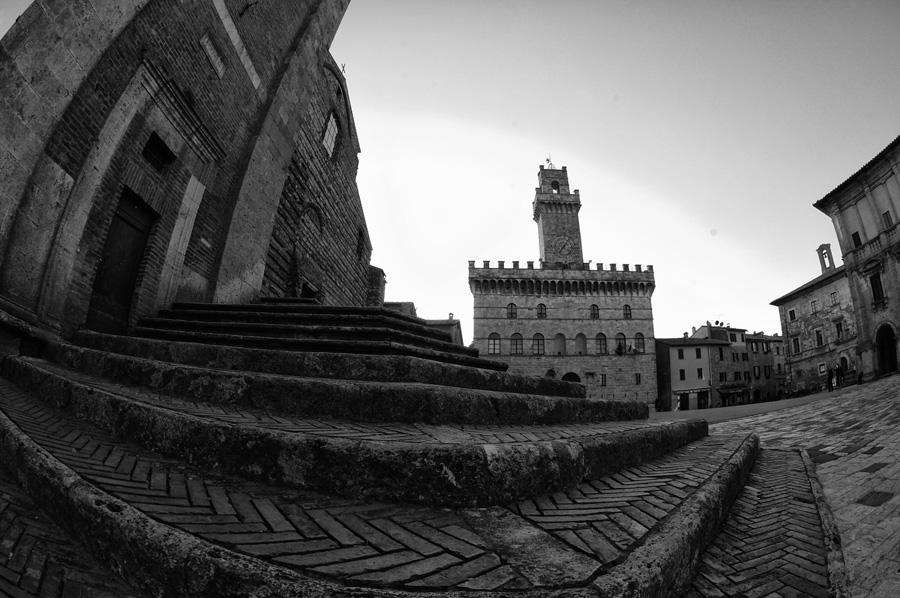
<box><xmin>681</xmin><ymin>449</ymin><xmax>831</xmax><ymax>598</ymax></box>
<box><xmin>0</xmin><ymin>464</ymin><xmax>142</xmax><ymax>597</ymax></box>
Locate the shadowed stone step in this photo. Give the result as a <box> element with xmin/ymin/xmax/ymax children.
<box><xmin>0</xmin><ymin>375</ymin><xmax>759</xmax><ymax>597</ymax></box>
<box><xmin>72</xmin><ymin>330</ymin><xmax>582</xmax><ymax>398</ymax></box>
<box><xmin>4</xmin><ymin>356</ymin><xmax>698</xmax><ymax>507</ymax></box>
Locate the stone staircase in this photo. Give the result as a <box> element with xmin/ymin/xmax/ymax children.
<box><xmin>0</xmin><ymin>300</ymin><xmax>839</xmax><ymax>597</ymax></box>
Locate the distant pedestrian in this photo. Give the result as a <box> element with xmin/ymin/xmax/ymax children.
<box><xmin>836</xmin><ymin>364</ymin><xmax>845</xmax><ymax>387</ymax></box>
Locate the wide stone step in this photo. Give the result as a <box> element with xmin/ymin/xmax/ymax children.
<box><xmin>679</xmin><ymin>448</ymin><xmax>847</xmax><ymax>598</ymax></box>
<box><xmin>42</xmin><ymin>344</ymin><xmax>609</xmax><ymax>425</ymax></box>
<box><xmin>5</xmin><ymin>355</ymin><xmax>684</xmax><ymax>506</ymax></box>
<box><xmin>160</xmin><ymin>306</ymin><xmax>453</xmax><ymax>343</ymax></box>
<box><xmin>0</xmin><ymin>374</ymin><xmax>758</xmax><ymax>597</ymax></box>
<box><xmin>73</xmin><ymin>330</ymin><xmax>580</xmax><ymax>397</ymax></box>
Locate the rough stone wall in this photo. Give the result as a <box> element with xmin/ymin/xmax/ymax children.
<box><xmin>0</xmin><ymin>0</ymin><xmax>360</xmax><ymax>339</ymax></box>
<box><xmin>814</xmin><ymin>138</ymin><xmax>900</xmax><ymax>379</ymax></box>
<box><xmin>470</xmin><ymin>262</ymin><xmax>658</xmax><ymax>403</ymax></box>
<box><xmin>776</xmin><ymin>274</ymin><xmax>857</xmax><ymax>393</ymax></box>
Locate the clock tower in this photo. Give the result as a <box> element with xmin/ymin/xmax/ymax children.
<box><xmin>533</xmin><ymin>165</ymin><xmax>584</xmax><ymax>267</ymax></box>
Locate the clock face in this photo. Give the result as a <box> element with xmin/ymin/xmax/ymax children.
<box><xmin>554</xmin><ymin>235</ymin><xmax>575</xmax><ymax>256</ymax></box>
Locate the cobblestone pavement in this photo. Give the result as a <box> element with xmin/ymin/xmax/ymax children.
<box><xmin>682</xmin><ymin>449</ymin><xmax>831</xmax><ymax>598</ymax></box>
<box><xmin>0</xmin><ymin>378</ymin><xmax>750</xmax><ymax>593</ymax></box>
<box><xmin>0</xmin><ymin>465</ymin><xmax>140</xmax><ymax>597</ymax></box>
<box><xmin>710</xmin><ymin>375</ymin><xmax>900</xmax><ymax>598</ymax></box>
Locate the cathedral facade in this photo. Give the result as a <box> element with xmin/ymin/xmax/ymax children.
<box><xmin>469</xmin><ymin>165</ymin><xmax>657</xmax><ymax>403</ymax></box>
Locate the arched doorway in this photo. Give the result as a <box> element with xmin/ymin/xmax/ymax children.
<box><xmin>562</xmin><ymin>372</ymin><xmax>581</xmax><ymax>383</ymax></box>
<box><xmin>875</xmin><ymin>325</ymin><xmax>898</xmax><ymax>375</ymax></box>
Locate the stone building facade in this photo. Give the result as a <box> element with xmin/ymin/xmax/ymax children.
<box><xmin>469</xmin><ymin>166</ymin><xmax>657</xmax><ymax>403</ymax></box>
<box><xmin>0</xmin><ymin>0</ymin><xmax>380</xmax><ymax>341</ymax></box>
<box><xmin>771</xmin><ymin>245</ymin><xmax>858</xmax><ymax>393</ymax></box>
<box><xmin>745</xmin><ymin>333</ymin><xmax>786</xmax><ymax>400</ymax></box>
<box><xmin>813</xmin><ymin>135</ymin><xmax>900</xmax><ymax>379</ymax></box>
<box><xmin>656</xmin><ymin>337</ymin><xmax>730</xmax><ymax>411</ymax></box>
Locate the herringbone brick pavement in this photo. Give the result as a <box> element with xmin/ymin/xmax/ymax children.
<box><xmin>682</xmin><ymin>449</ymin><xmax>829</xmax><ymax>598</ymax></box>
<box><xmin>0</xmin><ymin>465</ymin><xmax>141</xmax><ymax>598</ymax></box>
<box><xmin>0</xmin><ymin>378</ymin><xmax>751</xmax><ymax>592</ymax></box>
<box><xmin>509</xmin><ymin>437</ymin><xmax>735</xmax><ymax>564</ymax></box>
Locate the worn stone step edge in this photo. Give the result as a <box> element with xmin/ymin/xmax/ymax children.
<box><xmin>158</xmin><ymin>308</ymin><xmax>454</xmax><ymax>343</ymax></box>
<box><xmin>593</xmin><ymin>431</ymin><xmax>760</xmax><ymax>598</ymax></box>
<box><xmin>0</xmin><ymin>391</ymin><xmax>756</xmax><ymax>598</ymax></box>
<box><xmin>73</xmin><ymin>330</ymin><xmax>582</xmax><ymax>398</ymax></box>
<box><xmin>175</xmin><ymin>301</ymin><xmax>426</xmax><ymax>326</ymax></box>
<box><xmin>137</xmin><ymin>318</ymin><xmax>476</xmax><ymax>357</ymax></box>
<box><xmin>131</xmin><ymin>326</ymin><xmax>508</xmax><ymax>371</ymax></box>
<box><xmin>4</xmin><ymin>355</ymin><xmax>703</xmax><ymax>507</ymax></box>
<box><xmin>46</xmin><ymin>342</ymin><xmax>631</xmax><ymax>426</ymax></box>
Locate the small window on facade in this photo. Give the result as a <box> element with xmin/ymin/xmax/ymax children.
<box><xmin>718</xmin><ymin>347</ymin><xmax>724</xmax><ymax>360</ymax></box>
<box><xmin>852</xmin><ymin>232</ymin><xmax>862</xmax><ymax>247</ymax></box>
<box><xmin>615</xmin><ymin>333</ymin><xmax>626</xmax><ymax>355</ymax></box>
<box><xmin>835</xmin><ymin>321</ymin><xmax>843</xmax><ymax>340</ymax></box>
<box><xmin>507</xmin><ymin>303</ymin><xmax>517</xmax><ymax>319</ymax></box>
<box><xmin>590</xmin><ymin>304</ymin><xmax>599</xmax><ymax>319</ymax></box>
<box><xmin>635</xmin><ymin>333</ymin><xmax>645</xmax><ymax>353</ymax></box>
<box><xmin>884</xmin><ymin>211</ymin><xmax>894</xmax><ymax>228</ymax></box>
<box><xmin>792</xmin><ymin>337</ymin><xmax>800</xmax><ymax>354</ymax></box>
<box><xmin>743</xmin><ymin>371</ymin><xmax>750</xmax><ymax>380</ymax></box>
<box><xmin>596</xmin><ymin>334</ymin><xmax>608</xmax><ymax>355</ymax></box>
<box><xmin>810</xmin><ymin>299</ymin><xmax>818</xmax><ymax>314</ymax></box>
<box><xmin>695</xmin><ymin>348</ymin><xmax>702</xmax><ymax>359</ymax></box>
<box><xmin>554</xmin><ymin>333</ymin><xmax>566</xmax><ymax>355</ymax></box>
<box><xmin>532</xmin><ymin>334</ymin><xmax>545</xmax><ymax>355</ymax></box>
<box><xmin>753</xmin><ymin>366</ymin><xmax>760</xmax><ymax>378</ymax></box>
<box><xmin>815</xmin><ymin>329</ymin><xmax>824</xmax><ymax>347</ymax></box>
<box><xmin>537</xmin><ymin>304</ymin><xmax>547</xmax><ymax>318</ymax></box>
<box><xmin>575</xmin><ymin>333</ymin><xmax>587</xmax><ymax>355</ymax></box>
<box><xmin>830</xmin><ymin>291</ymin><xmax>838</xmax><ymax>305</ymax></box>
<box><xmin>623</xmin><ymin>305</ymin><xmax>632</xmax><ymax>319</ymax></box>
<box><xmin>142</xmin><ymin>132</ymin><xmax>176</xmax><ymax>172</ymax></box>
<box><xmin>871</xmin><ymin>273</ymin><xmax>885</xmax><ymax>303</ymax></box>
<box><xmin>677</xmin><ymin>348</ymin><xmax>684</xmax><ymax>360</ymax></box>
<box><xmin>679</xmin><ymin>369</ymin><xmax>686</xmax><ymax>380</ymax></box>
<box><xmin>742</xmin><ymin>353</ymin><xmax>748</xmax><ymax>362</ymax></box>
<box><xmin>511</xmin><ymin>333</ymin><xmax>523</xmax><ymax>355</ymax></box>
<box><xmin>322</xmin><ymin>112</ymin><xmax>339</xmax><ymax>157</ymax></box>
<box><xmin>488</xmin><ymin>333</ymin><xmax>501</xmax><ymax>354</ymax></box>
<box><xmin>777</xmin><ymin>363</ymin><xmax>782</xmax><ymax>373</ymax></box>
<box><xmin>734</xmin><ymin>372</ymin><xmax>741</xmax><ymax>381</ymax></box>
<box><xmin>697</xmin><ymin>368</ymin><xmax>703</xmax><ymax>379</ymax></box>
<box><xmin>788</xmin><ymin>309</ymin><xmax>796</xmax><ymax>321</ymax></box>
<box><xmin>635</xmin><ymin>373</ymin><xmax>641</xmax><ymax>385</ymax></box>
<box><xmin>818</xmin><ymin>363</ymin><xmax>826</xmax><ymax>375</ymax></box>
<box><xmin>551</xmin><ymin>181</ymin><xmax>560</xmax><ymax>194</ymax></box>
<box><xmin>732</xmin><ymin>352</ymin><xmax>739</xmax><ymax>362</ymax></box>
<box><xmin>729</xmin><ymin>333</ymin><xmax>736</xmax><ymax>342</ymax></box>
<box><xmin>599</xmin><ymin>373</ymin><xmax>607</xmax><ymax>386</ymax></box>
<box><xmin>719</xmin><ymin>372</ymin><xmax>727</xmax><ymax>382</ymax></box>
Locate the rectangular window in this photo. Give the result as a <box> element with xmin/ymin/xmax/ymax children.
<box><xmin>852</xmin><ymin>231</ymin><xmax>862</xmax><ymax>247</ymax></box>
<box><xmin>532</xmin><ymin>336</ymin><xmax>545</xmax><ymax>355</ymax></box>
<box><xmin>810</xmin><ymin>299</ymin><xmax>818</xmax><ymax>314</ymax></box>
<box><xmin>695</xmin><ymin>348</ymin><xmax>702</xmax><ymax>359</ymax></box>
<box><xmin>732</xmin><ymin>353</ymin><xmax>739</xmax><ymax>362</ymax></box>
<box><xmin>884</xmin><ymin>211</ymin><xmax>894</xmax><ymax>228</ymax></box>
<box><xmin>788</xmin><ymin>309</ymin><xmax>796</xmax><ymax>322</ymax></box>
<box><xmin>815</xmin><ymin>329</ymin><xmax>824</xmax><ymax>347</ymax></box>
<box><xmin>776</xmin><ymin>346</ymin><xmax>781</xmax><ymax>355</ymax></box>
<box><xmin>777</xmin><ymin>363</ymin><xmax>782</xmax><ymax>374</ymax></box>
<box><xmin>734</xmin><ymin>372</ymin><xmax>741</xmax><ymax>381</ymax></box>
<box><xmin>677</xmin><ymin>348</ymin><xmax>684</xmax><ymax>360</ymax></box>
<box><xmin>511</xmin><ymin>336</ymin><xmax>523</xmax><ymax>354</ymax></box>
<box><xmin>679</xmin><ymin>369</ymin><xmax>686</xmax><ymax>381</ymax></box>
<box><xmin>142</xmin><ymin>132</ymin><xmax>176</xmax><ymax>172</ymax></box>
<box><xmin>742</xmin><ymin>353</ymin><xmax>748</xmax><ymax>362</ymax></box>
<box><xmin>635</xmin><ymin>373</ymin><xmax>641</xmax><ymax>385</ymax></box>
<box><xmin>599</xmin><ymin>374</ymin><xmax>607</xmax><ymax>387</ymax></box>
<box><xmin>697</xmin><ymin>368</ymin><xmax>703</xmax><ymax>379</ymax></box>
<box><xmin>322</xmin><ymin>113</ymin><xmax>339</xmax><ymax>157</ymax></box>
<box><xmin>871</xmin><ymin>273</ymin><xmax>885</xmax><ymax>304</ymax></box>
<box><xmin>792</xmin><ymin>337</ymin><xmax>800</xmax><ymax>354</ymax></box>
<box><xmin>719</xmin><ymin>372</ymin><xmax>727</xmax><ymax>382</ymax></box>
<box><xmin>488</xmin><ymin>336</ymin><xmax>500</xmax><ymax>354</ymax></box>
<box><xmin>764</xmin><ymin>365</ymin><xmax>771</xmax><ymax>378</ymax></box>
<box><xmin>718</xmin><ymin>348</ymin><xmax>724</xmax><ymax>360</ymax></box>
<box><xmin>818</xmin><ymin>363</ymin><xmax>826</xmax><ymax>375</ymax></box>
<box><xmin>743</xmin><ymin>371</ymin><xmax>750</xmax><ymax>380</ymax></box>
<box><xmin>830</xmin><ymin>291</ymin><xmax>838</xmax><ymax>305</ymax></box>
<box><xmin>729</xmin><ymin>333</ymin><xmax>736</xmax><ymax>342</ymax></box>
<box><xmin>753</xmin><ymin>365</ymin><xmax>760</xmax><ymax>378</ymax></box>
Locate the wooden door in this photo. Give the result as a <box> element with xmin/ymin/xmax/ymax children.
<box><xmin>86</xmin><ymin>190</ymin><xmax>156</xmax><ymax>334</ymax></box>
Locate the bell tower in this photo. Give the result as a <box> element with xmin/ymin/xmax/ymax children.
<box><xmin>533</xmin><ymin>165</ymin><xmax>584</xmax><ymax>267</ymax></box>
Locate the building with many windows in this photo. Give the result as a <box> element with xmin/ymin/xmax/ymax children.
<box><xmin>813</xmin><ymin>135</ymin><xmax>900</xmax><ymax>379</ymax></box>
<box><xmin>771</xmin><ymin>244</ymin><xmax>858</xmax><ymax>394</ymax></box>
<box><xmin>656</xmin><ymin>337</ymin><xmax>730</xmax><ymax>411</ymax></box>
<box><xmin>469</xmin><ymin>165</ymin><xmax>657</xmax><ymax>403</ymax></box>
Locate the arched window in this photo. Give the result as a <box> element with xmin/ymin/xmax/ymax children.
<box><xmin>554</xmin><ymin>333</ymin><xmax>566</xmax><ymax>355</ymax></box>
<box><xmin>575</xmin><ymin>333</ymin><xmax>587</xmax><ymax>355</ymax></box>
<box><xmin>624</xmin><ymin>305</ymin><xmax>632</xmax><ymax>319</ymax></box>
<box><xmin>532</xmin><ymin>334</ymin><xmax>545</xmax><ymax>355</ymax></box>
<box><xmin>595</xmin><ymin>333</ymin><xmax>608</xmax><ymax>355</ymax></box>
<box><xmin>635</xmin><ymin>333</ymin><xmax>645</xmax><ymax>353</ymax></box>
<box><xmin>322</xmin><ymin>111</ymin><xmax>339</xmax><ymax>157</ymax></box>
<box><xmin>551</xmin><ymin>181</ymin><xmax>560</xmax><ymax>194</ymax></box>
<box><xmin>507</xmin><ymin>303</ymin><xmax>517</xmax><ymax>319</ymax></box>
<box><xmin>590</xmin><ymin>304</ymin><xmax>599</xmax><ymax>319</ymax></box>
<box><xmin>537</xmin><ymin>303</ymin><xmax>547</xmax><ymax>319</ymax></box>
<box><xmin>511</xmin><ymin>333</ymin><xmax>523</xmax><ymax>355</ymax></box>
<box><xmin>615</xmin><ymin>333</ymin><xmax>626</xmax><ymax>355</ymax></box>
<box><xmin>562</xmin><ymin>372</ymin><xmax>581</xmax><ymax>383</ymax></box>
<box><xmin>488</xmin><ymin>333</ymin><xmax>501</xmax><ymax>355</ymax></box>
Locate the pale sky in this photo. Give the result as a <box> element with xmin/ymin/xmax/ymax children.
<box><xmin>4</xmin><ymin>2</ymin><xmax>900</xmax><ymax>343</ymax></box>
